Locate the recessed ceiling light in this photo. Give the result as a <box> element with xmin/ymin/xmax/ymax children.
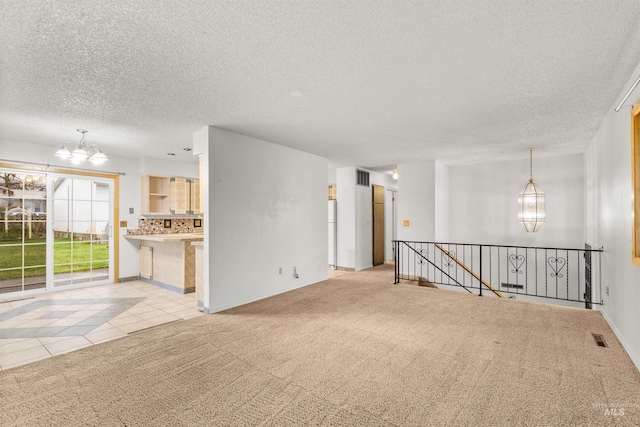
<box><xmin>167</xmin><ymin>153</ymin><xmax>175</xmax><ymax>156</ymax></box>
<box><xmin>291</xmin><ymin>91</ymin><xmax>303</xmax><ymax>98</ymax></box>
<box><xmin>183</xmin><ymin>147</ymin><xmax>192</xmax><ymax>152</ymax></box>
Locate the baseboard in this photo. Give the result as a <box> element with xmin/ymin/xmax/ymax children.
<box><xmin>140</xmin><ymin>277</ymin><xmax>195</xmax><ymax>295</ymax></box>
<box><xmin>601</xmin><ymin>308</ymin><xmax>640</xmax><ymax>372</ymax></box>
<box><xmin>207</xmin><ymin>280</ymin><xmax>317</xmax><ymax>314</ymax></box>
<box><xmin>118</xmin><ymin>276</ymin><xmax>139</xmax><ymax>283</ymax></box>
<box><xmin>335</xmin><ymin>266</ymin><xmax>355</xmax><ymax>272</ymax></box>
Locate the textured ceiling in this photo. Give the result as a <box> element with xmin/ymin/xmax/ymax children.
<box><xmin>2</xmin><ymin>1</ymin><xmax>640</xmax><ymax>168</ymax></box>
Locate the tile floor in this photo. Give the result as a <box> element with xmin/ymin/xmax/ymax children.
<box><xmin>0</xmin><ymin>281</ymin><xmax>202</xmax><ymax>370</ymax></box>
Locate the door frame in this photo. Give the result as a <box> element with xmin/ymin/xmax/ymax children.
<box><xmin>0</xmin><ymin>162</ymin><xmax>119</xmax><ymax>299</ymax></box>
<box><xmin>372</xmin><ymin>184</ymin><xmax>385</xmax><ymax>266</ymax></box>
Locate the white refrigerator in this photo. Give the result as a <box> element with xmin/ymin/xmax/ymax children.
<box><xmin>328</xmin><ymin>200</ymin><xmax>337</xmax><ymax>269</ymax></box>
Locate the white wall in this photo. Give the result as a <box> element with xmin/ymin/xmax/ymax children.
<box><xmin>435</xmin><ymin>161</ymin><xmax>450</xmax><ymax>242</ymax></box>
<box><xmin>397</xmin><ymin>160</ymin><xmax>437</xmax><ymax>241</ymax></box>
<box><xmin>327</xmin><ymin>168</ymin><xmax>336</xmax><ymax>185</ymax></box>
<box><xmin>384</xmin><ymin>188</ymin><xmax>397</xmax><ymax>261</ymax></box>
<box><xmin>139</xmin><ymin>157</ymin><xmax>198</xmax><ymax>180</ymax></box>
<box><xmin>449</xmin><ymin>154</ymin><xmax>584</xmax><ymax>248</ymax></box>
<box><xmin>195</xmin><ymin>126</ymin><xmax>328</xmax><ymax>313</ymax></box>
<box><xmin>336</xmin><ymin>167</ymin><xmax>356</xmax><ymax>269</ymax></box>
<box><xmin>355</xmin><ymin>185</ymin><xmax>372</xmax><ymax>270</ymax></box>
<box><xmin>585</xmin><ymin>61</ymin><xmax>640</xmax><ymax>370</ymax></box>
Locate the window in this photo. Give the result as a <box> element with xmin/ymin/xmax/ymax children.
<box><xmin>633</xmin><ymin>104</ymin><xmax>640</xmax><ymax>266</ymax></box>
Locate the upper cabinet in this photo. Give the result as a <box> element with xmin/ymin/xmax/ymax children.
<box><xmin>191</xmin><ymin>178</ymin><xmax>201</xmax><ymax>215</ymax></box>
<box><xmin>141</xmin><ymin>175</ymin><xmax>170</xmax><ymax>215</ymax></box>
<box><xmin>170</xmin><ymin>177</ymin><xmax>189</xmax><ymax>215</ymax></box>
<box><xmin>141</xmin><ymin>174</ymin><xmax>201</xmax><ymax>216</ymax></box>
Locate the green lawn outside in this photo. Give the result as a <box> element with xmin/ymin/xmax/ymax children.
<box><xmin>0</xmin><ymin>238</ymin><xmax>109</xmax><ymax>280</ymax></box>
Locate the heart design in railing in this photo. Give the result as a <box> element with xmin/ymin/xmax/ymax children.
<box><xmin>417</xmin><ymin>248</ymin><xmax>427</xmax><ymax>265</ymax></box>
<box><xmin>509</xmin><ymin>254</ymin><xmax>525</xmax><ymax>274</ymax></box>
<box><xmin>442</xmin><ymin>250</ymin><xmax>455</xmax><ymax>268</ymax></box>
<box><xmin>548</xmin><ymin>257</ymin><xmax>566</xmax><ymax>278</ymax></box>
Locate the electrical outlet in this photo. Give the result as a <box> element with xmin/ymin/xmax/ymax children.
<box><xmin>129</xmin><ymin>208</ymin><xmax>134</xmax><ymax>214</ymax></box>
<box><xmin>119</xmin><ymin>221</ymin><xmax>127</xmax><ymax>227</ymax></box>
<box><xmin>606</xmin><ymin>286</ymin><xmax>609</xmax><ymax>296</ymax></box>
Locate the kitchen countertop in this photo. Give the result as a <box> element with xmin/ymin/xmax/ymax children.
<box><xmin>124</xmin><ymin>233</ymin><xmax>204</xmax><ymax>242</ymax></box>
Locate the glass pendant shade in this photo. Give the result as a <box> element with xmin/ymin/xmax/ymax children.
<box><xmin>55</xmin><ymin>144</ymin><xmax>71</xmax><ymax>159</ymax></box>
<box><xmin>518</xmin><ymin>179</ymin><xmax>545</xmax><ymax>232</ymax></box>
<box><xmin>71</xmin><ymin>146</ymin><xmax>89</xmax><ymax>160</ymax></box>
<box><xmin>88</xmin><ymin>149</ymin><xmax>108</xmax><ymax>164</ymax></box>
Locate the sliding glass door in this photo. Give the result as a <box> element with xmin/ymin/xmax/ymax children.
<box><xmin>0</xmin><ymin>168</ymin><xmax>114</xmax><ymax>296</ymax></box>
<box><xmin>51</xmin><ymin>175</ymin><xmax>112</xmax><ymax>287</ymax></box>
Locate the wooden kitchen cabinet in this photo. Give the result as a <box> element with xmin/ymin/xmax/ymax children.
<box><xmin>190</xmin><ymin>178</ymin><xmax>201</xmax><ymax>215</ymax></box>
<box><xmin>140</xmin><ymin>175</ymin><xmax>170</xmax><ymax>215</ymax></box>
<box><xmin>141</xmin><ymin>174</ymin><xmax>201</xmax><ymax>216</ymax></box>
<box><xmin>170</xmin><ymin>177</ymin><xmax>189</xmax><ymax>214</ymax></box>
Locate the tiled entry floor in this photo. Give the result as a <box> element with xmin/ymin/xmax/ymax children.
<box><xmin>0</xmin><ymin>281</ymin><xmax>201</xmax><ymax>370</ymax></box>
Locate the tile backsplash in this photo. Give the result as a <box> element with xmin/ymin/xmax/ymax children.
<box><xmin>126</xmin><ymin>218</ymin><xmax>203</xmax><ymax>235</ymax></box>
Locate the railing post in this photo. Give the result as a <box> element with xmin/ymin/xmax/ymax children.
<box><xmin>479</xmin><ymin>245</ymin><xmax>483</xmax><ymax>297</ymax></box>
<box><xmin>394</xmin><ymin>241</ymin><xmax>399</xmax><ymax>284</ymax></box>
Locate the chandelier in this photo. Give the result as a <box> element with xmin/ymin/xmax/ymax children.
<box><xmin>518</xmin><ymin>148</ymin><xmax>545</xmax><ymax>232</ymax></box>
<box><xmin>55</xmin><ymin>129</ymin><xmax>108</xmax><ymax>164</ymax></box>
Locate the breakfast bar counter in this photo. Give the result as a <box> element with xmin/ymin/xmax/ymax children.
<box><xmin>125</xmin><ymin>233</ymin><xmax>204</xmax><ymax>293</ymax></box>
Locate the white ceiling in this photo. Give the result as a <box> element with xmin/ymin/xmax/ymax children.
<box><xmin>2</xmin><ymin>1</ymin><xmax>640</xmax><ymax>168</ymax></box>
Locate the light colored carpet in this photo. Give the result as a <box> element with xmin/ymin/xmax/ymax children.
<box><xmin>1</xmin><ymin>264</ymin><xmax>638</xmax><ymax>426</ymax></box>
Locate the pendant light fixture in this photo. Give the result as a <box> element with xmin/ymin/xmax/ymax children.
<box><xmin>518</xmin><ymin>148</ymin><xmax>545</xmax><ymax>232</ymax></box>
<box><xmin>55</xmin><ymin>129</ymin><xmax>108</xmax><ymax>165</ymax></box>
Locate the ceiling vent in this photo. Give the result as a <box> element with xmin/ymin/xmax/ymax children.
<box><xmin>357</xmin><ymin>170</ymin><xmax>370</xmax><ymax>187</ymax></box>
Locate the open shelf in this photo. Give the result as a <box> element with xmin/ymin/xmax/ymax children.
<box><xmin>141</xmin><ymin>174</ymin><xmax>201</xmax><ymax>216</ymax></box>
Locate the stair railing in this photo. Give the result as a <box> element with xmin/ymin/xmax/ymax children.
<box><xmin>393</xmin><ymin>240</ymin><xmax>603</xmax><ymax>309</ymax></box>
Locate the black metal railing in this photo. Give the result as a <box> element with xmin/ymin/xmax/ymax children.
<box><xmin>393</xmin><ymin>240</ymin><xmax>603</xmax><ymax>309</ymax></box>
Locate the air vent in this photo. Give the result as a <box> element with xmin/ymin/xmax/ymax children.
<box><xmin>592</xmin><ymin>333</ymin><xmax>608</xmax><ymax>348</ymax></box>
<box><xmin>501</xmin><ymin>283</ymin><xmax>524</xmax><ymax>289</ymax></box>
<box><xmin>356</xmin><ymin>170</ymin><xmax>370</xmax><ymax>187</ymax></box>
